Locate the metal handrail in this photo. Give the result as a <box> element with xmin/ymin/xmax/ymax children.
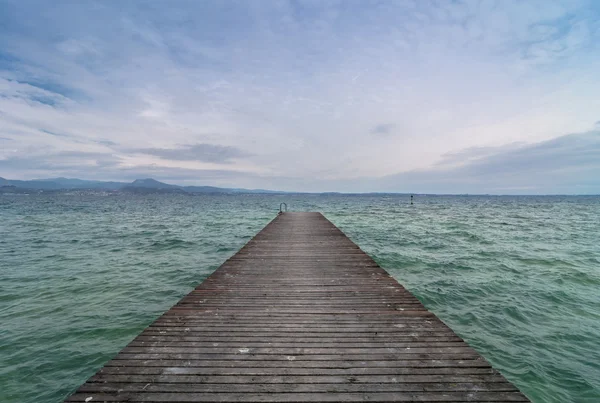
<box><xmin>279</xmin><ymin>202</ymin><xmax>287</xmax><ymax>214</ymax></box>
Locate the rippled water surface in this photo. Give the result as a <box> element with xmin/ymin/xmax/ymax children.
<box><xmin>1</xmin><ymin>194</ymin><xmax>599</xmax><ymax>402</ymax></box>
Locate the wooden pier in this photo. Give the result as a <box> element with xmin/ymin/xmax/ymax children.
<box><xmin>66</xmin><ymin>212</ymin><xmax>529</xmax><ymax>402</ymax></box>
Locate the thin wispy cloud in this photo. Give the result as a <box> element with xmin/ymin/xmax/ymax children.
<box><xmin>0</xmin><ymin>0</ymin><xmax>599</xmax><ymax>193</ymax></box>
<box><xmin>435</xmin><ymin>142</ymin><xmax>527</xmax><ymax>167</ymax></box>
<box><xmin>0</xmin><ymin>151</ymin><xmax>121</xmax><ymax>172</ymax></box>
<box><xmin>128</xmin><ymin>144</ymin><xmax>249</xmax><ymax>164</ymax></box>
<box><xmin>371</xmin><ymin>124</ymin><xmax>396</xmax><ymax>136</ymax></box>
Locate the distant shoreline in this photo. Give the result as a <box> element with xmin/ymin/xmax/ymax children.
<box><xmin>2</xmin><ymin>176</ymin><xmax>599</xmax><ymax>196</ymax></box>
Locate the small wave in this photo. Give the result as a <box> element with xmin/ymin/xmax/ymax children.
<box><xmin>148</xmin><ymin>238</ymin><xmax>196</xmax><ymax>251</ymax></box>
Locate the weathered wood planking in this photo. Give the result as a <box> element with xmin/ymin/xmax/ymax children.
<box><xmin>66</xmin><ymin>212</ymin><xmax>530</xmax><ymax>402</ymax></box>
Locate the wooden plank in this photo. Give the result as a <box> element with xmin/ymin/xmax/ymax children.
<box><xmin>66</xmin><ymin>391</ymin><xmax>529</xmax><ymax>402</ymax></box>
<box><xmin>95</xmin><ymin>367</ymin><xmax>502</xmax><ymax>376</ymax></box>
<box><xmin>75</xmin><ymin>383</ymin><xmax>520</xmax><ymax>393</ymax></box>
<box><xmin>104</xmin><ymin>359</ymin><xmax>491</xmax><ymax>368</ymax></box>
<box><xmin>65</xmin><ymin>212</ymin><xmax>530</xmax><ymax>402</ymax></box>
<box><xmin>102</xmin><ymin>353</ymin><xmax>485</xmax><ymax>361</ymax></box>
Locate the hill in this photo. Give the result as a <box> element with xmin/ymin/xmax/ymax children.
<box><xmin>0</xmin><ymin>177</ymin><xmax>285</xmax><ymax>194</ymax></box>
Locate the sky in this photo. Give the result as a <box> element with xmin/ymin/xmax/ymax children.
<box><xmin>1</xmin><ymin>0</ymin><xmax>599</xmax><ymax>194</ymax></box>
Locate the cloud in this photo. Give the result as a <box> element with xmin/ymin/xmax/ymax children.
<box><xmin>0</xmin><ymin>151</ymin><xmax>121</xmax><ymax>171</ymax></box>
<box><xmin>379</xmin><ymin>131</ymin><xmax>600</xmax><ymax>194</ymax></box>
<box><xmin>0</xmin><ymin>130</ymin><xmax>598</xmax><ymax>194</ymax></box>
<box><xmin>0</xmin><ymin>78</ymin><xmax>73</xmax><ymax>106</ymax></box>
<box><xmin>0</xmin><ymin>149</ymin><xmax>254</xmax><ymax>184</ymax></box>
<box><xmin>96</xmin><ymin>139</ymin><xmax>117</xmax><ymax>146</ymax></box>
<box><xmin>370</xmin><ymin>124</ymin><xmax>396</xmax><ymax>136</ymax></box>
<box><xmin>127</xmin><ymin>143</ymin><xmax>249</xmax><ymax>164</ymax></box>
<box><xmin>0</xmin><ymin>151</ymin><xmax>122</xmax><ymax>183</ymax></box>
<box><xmin>435</xmin><ymin>142</ymin><xmax>527</xmax><ymax>167</ymax></box>
<box><xmin>114</xmin><ymin>165</ymin><xmax>255</xmax><ymax>183</ymax></box>
<box><xmin>40</xmin><ymin>129</ymin><xmax>71</xmax><ymax>138</ymax></box>
<box><xmin>1</xmin><ymin>1</ymin><xmax>600</xmax><ymax>192</ymax></box>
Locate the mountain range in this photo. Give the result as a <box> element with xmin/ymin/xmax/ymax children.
<box><xmin>0</xmin><ymin>177</ymin><xmax>284</xmax><ymax>194</ymax></box>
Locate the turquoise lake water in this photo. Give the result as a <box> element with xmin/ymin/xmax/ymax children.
<box><xmin>1</xmin><ymin>194</ymin><xmax>599</xmax><ymax>402</ymax></box>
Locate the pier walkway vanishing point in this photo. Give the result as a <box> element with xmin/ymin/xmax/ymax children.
<box><xmin>66</xmin><ymin>212</ymin><xmax>530</xmax><ymax>402</ymax></box>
